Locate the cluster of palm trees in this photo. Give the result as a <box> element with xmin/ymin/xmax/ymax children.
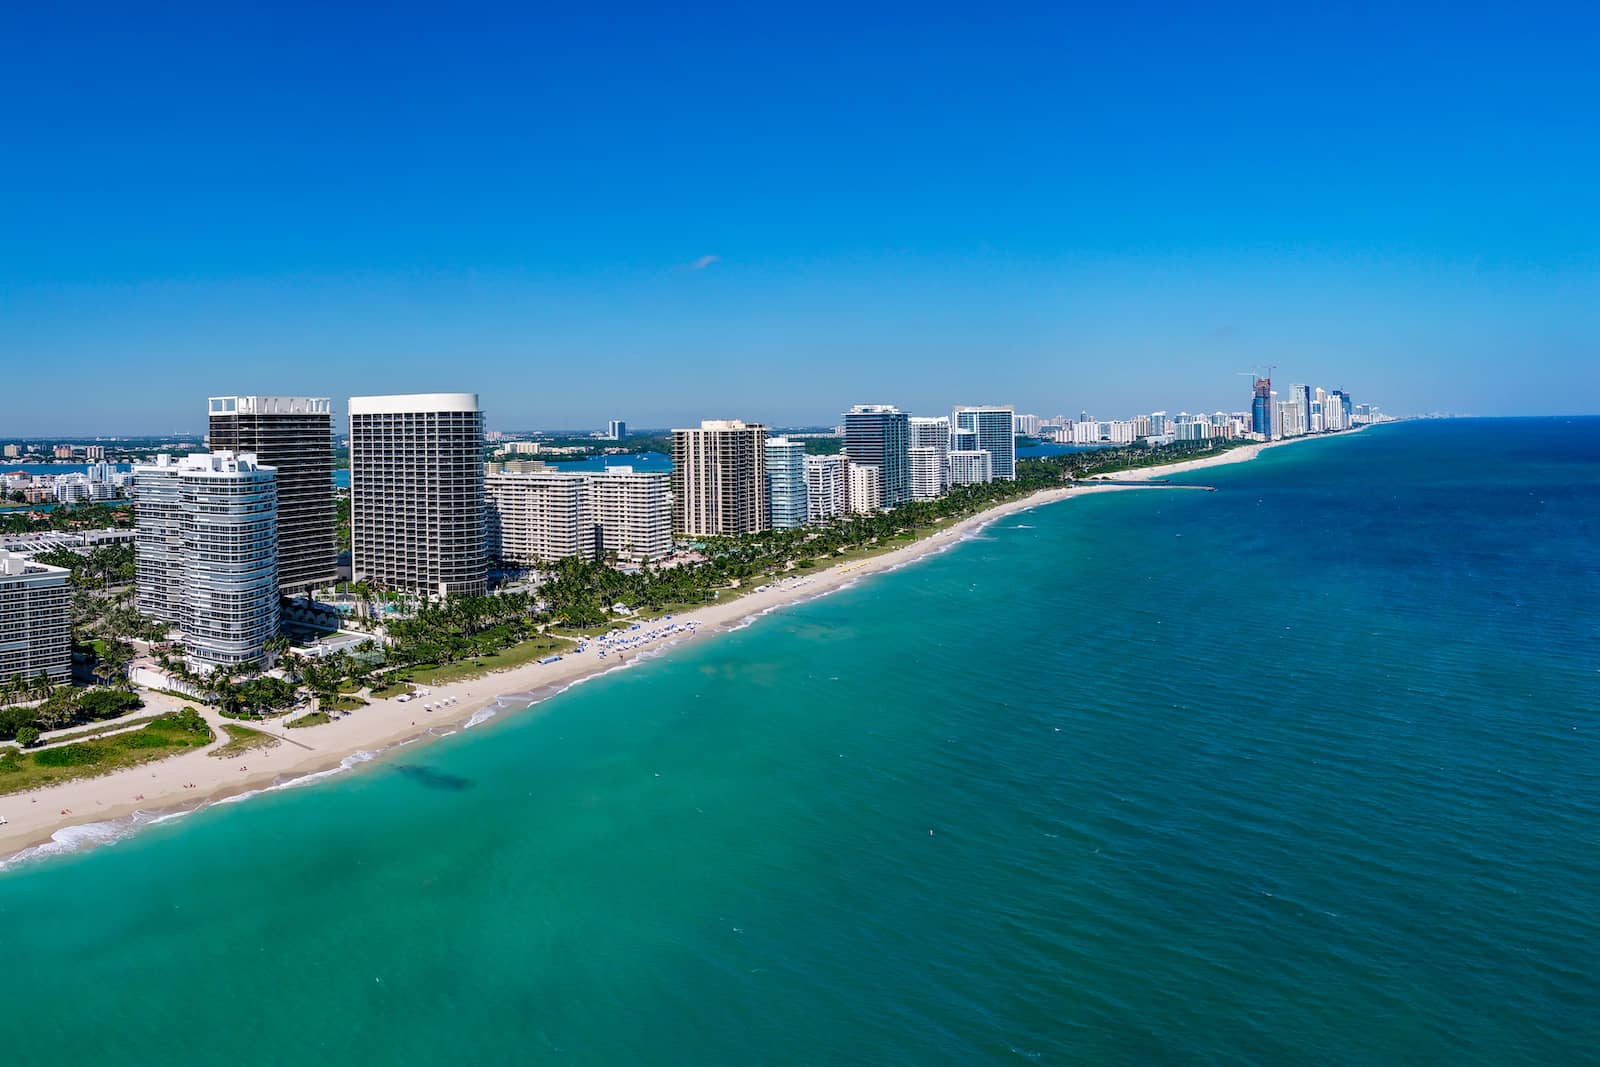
<box><xmin>33</xmin><ymin>544</ymin><xmax>136</xmax><ymax>591</ymax></box>
<box><xmin>0</xmin><ymin>671</ymin><xmax>59</xmax><ymax>707</ymax></box>
<box><xmin>383</xmin><ymin>592</ymin><xmax>541</xmax><ymax>667</ymax></box>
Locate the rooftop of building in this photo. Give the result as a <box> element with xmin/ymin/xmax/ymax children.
<box><xmin>679</xmin><ymin>419</ymin><xmax>764</xmax><ymax>431</ymax></box>
<box><xmin>348</xmin><ymin>393</ymin><xmax>480</xmax><ymax>415</ymax></box>
<box><xmin>0</xmin><ymin>549</ymin><xmax>69</xmax><ymax>578</ymax></box>
<box><xmin>209</xmin><ymin>397</ymin><xmax>332</xmax><ymax>416</ymax></box>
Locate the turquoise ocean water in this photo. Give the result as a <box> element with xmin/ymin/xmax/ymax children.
<box><xmin>2</xmin><ymin>419</ymin><xmax>1597</xmax><ymax>1064</ymax></box>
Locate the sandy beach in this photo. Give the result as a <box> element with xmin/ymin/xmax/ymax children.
<box><xmin>0</xmin><ymin>429</ymin><xmax>1356</xmax><ymax>865</ymax></box>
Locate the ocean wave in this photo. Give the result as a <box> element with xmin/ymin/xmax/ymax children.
<box><xmin>0</xmin><ymin>807</ymin><xmax>186</xmax><ymax>872</ymax></box>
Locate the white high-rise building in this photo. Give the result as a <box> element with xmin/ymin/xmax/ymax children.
<box><xmin>132</xmin><ymin>454</ymin><xmax>184</xmax><ymax>624</ymax></box>
<box><xmin>953</xmin><ymin>405</ymin><xmax>1015</xmax><ymax>480</ymax></box>
<box><xmin>908</xmin><ymin>447</ymin><xmax>943</xmax><ymax>501</ymax></box>
<box><xmin>349</xmin><ymin>393</ymin><xmax>486</xmax><ymax>598</ymax></box>
<box><xmin>764</xmin><ymin>437</ymin><xmax>809</xmax><ymax>530</ymax></box>
<box><xmin>0</xmin><ymin>550</ymin><xmax>71</xmax><ymax>684</ymax></box>
<box><xmin>484</xmin><ymin>470</ymin><xmax>596</xmax><ymax>564</ymax></box>
<box><xmin>1103</xmin><ymin>420</ymin><xmax>1137</xmax><ymax>445</ymax></box>
<box><xmin>949</xmin><ymin>450</ymin><xmax>993</xmax><ymax>485</ymax></box>
<box><xmin>485</xmin><ymin>465</ymin><xmax>672</xmax><ymax>564</ymax></box>
<box><xmin>177</xmin><ymin>452</ymin><xmax>280</xmax><ymax>668</ymax></box>
<box><xmin>1014</xmin><ymin>413</ymin><xmax>1041</xmax><ymax>437</ymax></box>
<box><xmin>908</xmin><ymin>416</ymin><xmax>950</xmax><ymax>497</ymax></box>
<box><xmin>804</xmin><ymin>454</ymin><xmax>847</xmax><ymax>521</ymax></box>
<box><xmin>607</xmin><ymin>419</ymin><xmax>627</xmax><ymax>441</ymax></box>
<box><xmin>590</xmin><ymin>466</ymin><xmax>671</xmax><ymax>561</ymax></box>
<box><xmin>847</xmin><ymin>464</ymin><xmax>882</xmax><ymax>515</ymax></box>
<box><xmin>136</xmin><ymin>452</ymin><xmax>280</xmax><ymax>668</ymax></box>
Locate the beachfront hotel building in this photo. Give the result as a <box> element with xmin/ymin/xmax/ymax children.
<box><xmin>590</xmin><ymin>466</ymin><xmax>671</xmax><ymax>561</ymax></box>
<box><xmin>847</xmin><ymin>464</ymin><xmax>882</xmax><ymax>515</ymax></box>
<box><xmin>764</xmin><ymin>437</ymin><xmax>808</xmax><ymax>530</ymax></box>
<box><xmin>948</xmin><ymin>449</ymin><xmax>994</xmax><ymax>485</ymax></box>
<box><xmin>671</xmin><ymin>420</ymin><xmax>768</xmax><ymax>537</ymax></box>
<box><xmin>485</xmin><ymin>469</ymin><xmax>596</xmax><ymax>564</ymax></box>
<box><xmin>134</xmin><ymin>452</ymin><xmax>280</xmax><ymax>667</ymax></box>
<box><xmin>804</xmin><ymin>454</ymin><xmax>847</xmax><ymax>522</ymax></box>
<box><xmin>0</xmin><ymin>549</ymin><xmax>71</xmax><ymax>684</ymax></box>
<box><xmin>207</xmin><ymin>396</ymin><xmax>334</xmax><ymax>597</ymax></box>
<box><xmin>844</xmin><ymin>404</ymin><xmax>910</xmax><ymax>509</ymax></box>
<box><xmin>952</xmin><ymin>405</ymin><xmax>1016</xmax><ymax>480</ymax></box>
<box><xmin>348</xmin><ymin>393</ymin><xmax>486</xmax><ymax>598</ymax></box>
<box><xmin>908</xmin><ymin>416</ymin><xmax>950</xmax><ymax>498</ymax></box>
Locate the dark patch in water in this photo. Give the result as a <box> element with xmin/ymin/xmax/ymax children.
<box><xmin>392</xmin><ymin>764</ymin><xmax>472</xmax><ymax>791</ymax></box>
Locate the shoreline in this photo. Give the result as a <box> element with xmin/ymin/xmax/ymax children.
<box><xmin>0</xmin><ymin>428</ymin><xmax>1360</xmax><ymax>868</ymax></box>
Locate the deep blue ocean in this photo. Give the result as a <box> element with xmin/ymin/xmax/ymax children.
<box><xmin>2</xmin><ymin>419</ymin><xmax>1596</xmax><ymax>1064</ymax></box>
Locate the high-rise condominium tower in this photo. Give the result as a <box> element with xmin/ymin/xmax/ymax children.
<box><xmin>843</xmin><ymin>404</ymin><xmax>910</xmax><ymax>509</ymax></box>
<box><xmin>484</xmin><ymin>469</ymin><xmax>596</xmax><ymax>564</ymax></box>
<box><xmin>952</xmin><ymin>405</ymin><xmax>1016</xmax><ymax>481</ymax></box>
<box><xmin>0</xmin><ymin>550</ymin><xmax>71</xmax><ymax>684</ymax></box>
<box><xmin>349</xmin><ymin>393</ymin><xmax>486</xmax><ymax>598</ymax></box>
<box><xmin>671</xmin><ymin>420</ymin><xmax>768</xmax><ymax>536</ymax></box>
<box><xmin>135</xmin><ymin>451</ymin><xmax>280</xmax><ymax>668</ymax></box>
<box><xmin>949</xmin><ymin>449</ymin><xmax>994</xmax><ymax>485</ymax></box>
<box><xmin>764</xmin><ymin>437</ymin><xmax>808</xmax><ymax>529</ymax></box>
<box><xmin>589</xmin><ymin>467</ymin><xmax>671</xmax><ymax>561</ymax></box>
<box><xmin>908</xmin><ymin>416</ymin><xmax>951</xmax><ymax>498</ymax></box>
<box><xmin>1251</xmin><ymin>377</ymin><xmax>1273</xmax><ymax>437</ymax></box>
<box><xmin>803</xmin><ymin>454</ymin><xmax>847</xmax><ymax>522</ymax></box>
<box><xmin>208</xmin><ymin>396</ymin><xmax>334</xmax><ymax>596</ymax></box>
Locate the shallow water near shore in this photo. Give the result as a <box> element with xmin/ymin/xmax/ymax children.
<box><xmin>2</xmin><ymin>418</ymin><xmax>1597</xmax><ymax>1064</ymax></box>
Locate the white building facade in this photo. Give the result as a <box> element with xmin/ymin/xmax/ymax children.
<box><xmin>908</xmin><ymin>416</ymin><xmax>950</xmax><ymax>498</ymax></box>
<box><xmin>847</xmin><ymin>464</ymin><xmax>882</xmax><ymax>515</ymax></box>
<box><xmin>949</xmin><ymin>449</ymin><xmax>994</xmax><ymax>485</ymax></box>
<box><xmin>0</xmin><ymin>550</ymin><xmax>71</xmax><ymax>684</ymax></box>
<box><xmin>136</xmin><ymin>452</ymin><xmax>280</xmax><ymax>668</ymax></box>
<box><xmin>953</xmin><ymin>405</ymin><xmax>1016</xmax><ymax>480</ymax></box>
<box><xmin>485</xmin><ymin>470</ymin><xmax>596</xmax><ymax>564</ymax></box>
<box><xmin>804</xmin><ymin>454</ymin><xmax>847</xmax><ymax>522</ymax></box>
<box><xmin>590</xmin><ymin>466</ymin><xmax>671</xmax><ymax>561</ymax></box>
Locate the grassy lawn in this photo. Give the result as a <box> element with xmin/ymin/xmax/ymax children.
<box><xmin>285</xmin><ymin>711</ymin><xmax>331</xmax><ymax>729</ymax></box>
<box><xmin>0</xmin><ymin>710</ymin><xmax>213</xmax><ymax>796</ymax></box>
<box><xmin>325</xmin><ymin>695</ymin><xmax>368</xmax><ymax>711</ymax></box>
<box><xmin>369</xmin><ymin>681</ymin><xmax>414</xmax><ymax>700</ymax></box>
<box><xmin>403</xmin><ymin>635</ymin><xmax>577</xmax><ymax>686</ymax></box>
<box><xmin>28</xmin><ymin>714</ymin><xmax>167</xmax><ymax>747</ymax></box>
<box><xmin>209</xmin><ymin>723</ymin><xmax>281</xmax><ymax>760</ymax></box>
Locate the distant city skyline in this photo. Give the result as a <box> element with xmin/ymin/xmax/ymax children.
<box><xmin>4</xmin><ymin>6</ymin><xmax>1597</xmax><ymax>434</ymax></box>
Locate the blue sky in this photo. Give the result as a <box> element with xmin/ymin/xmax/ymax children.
<box><xmin>3</xmin><ymin>1</ymin><xmax>1596</xmax><ymax>433</ymax></box>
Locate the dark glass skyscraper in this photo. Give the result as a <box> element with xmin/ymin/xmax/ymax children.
<box><xmin>844</xmin><ymin>404</ymin><xmax>910</xmax><ymax>508</ymax></box>
<box><xmin>1251</xmin><ymin>377</ymin><xmax>1273</xmax><ymax>437</ymax></box>
<box><xmin>208</xmin><ymin>396</ymin><xmax>333</xmax><ymax>597</ymax></box>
